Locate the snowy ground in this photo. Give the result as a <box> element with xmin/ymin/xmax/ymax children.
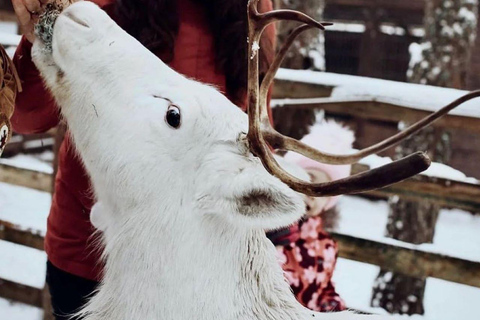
<box><xmin>334</xmin><ymin>258</ymin><xmax>480</xmax><ymax>320</ymax></box>
<box><xmin>0</xmin><ymin>151</ymin><xmax>54</xmax><ymax>175</ymax></box>
<box><xmin>336</xmin><ymin>196</ymin><xmax>480</xmax><ymax>262</ymax></box>
<box><xmin>1</xmin><ymin>155</ymin><xmax>479</xmax><ymax>319</ymax></box>
<box><xmin>0</xmin><ymin>298</ymin><xmax>43</xmax><ymax>320</ymax></box>
<box><xmin>0</xmin><ymin>182</ymin><xmax>50</xmax><ymax>234</ymax></box>
<box><xmin>333</xmin><ymin>196</ymin><xmax>480</xmax><ymax>319</ymax></box>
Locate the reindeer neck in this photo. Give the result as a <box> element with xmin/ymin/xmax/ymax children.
<box><xmin>83</xmin><ymin>206</ymin><xmax>311</xmax><ymax>320</ymax></box>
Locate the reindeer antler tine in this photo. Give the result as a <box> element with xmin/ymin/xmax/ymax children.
<box><xmin>247</xmin><ymin>0</ymin><xmax>331</xmax><ymax>31</ymax></box>
<box><xmin>265</xmin><ymin>90</ymin><xmax>480</xmax><ymax>165</ymax></box>
<box><xmin>246</xmin><ymin>0</ymin><xmax>479</xmax><ymax>197</ymax></box>
<box><xmin>259</xmin><ymin>24</ymin><xmax>312</xmax><ymax>123</ymax></box>
<box><xmin>260</xmin><ymin>147</ymin><xmax>431</xmax><ymax>197</ymax></box>
<box><xmin>259</xmin><ymin>10</ymin><xmax>331</xmax><ymax>31</ymax></box>
<box><xmin>305</xmin><ymin>152</ymin><xmax>432</xmax><ymax>196</ymax></box>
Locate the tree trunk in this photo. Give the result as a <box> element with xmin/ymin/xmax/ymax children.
<box><xmin>467</xmin><ymin>5</ymin><xmax>480</xmax><ymax>89</ymax></box>
<box><xmin>372</xmin><ymin>126</ymin><xmax>451</xmax><ymax>315</ymax></box>
<box><xmin>274</xmin><ymin>0</ymin><xmax>326</xmax><ymax>71</ymax></box>
<box><xmin>372</xmin><ymin>0</ymin><xmax>476</xmax><ymax>315</ymax></box>
<box><xmin>407</xmin><ymin>0</ymin><xmax>478</xmax><ymax>89</ymax></box>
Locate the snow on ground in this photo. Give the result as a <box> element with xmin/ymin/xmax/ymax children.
<box><xmin>0</xmin><ymin>180</ymin><xmax>48</xmax><ymax>319</ymax></box>
<box><xmin>0</xmin><ymin>151</ymin><xmax>54</xmax><ymax>174</ymax></box>
<box><xmin>334</xmin><ymin>196</ymin><xmax>480</xmax><ymax>318</ymax></box>
<box><xmin>275</xmin><ymin>68</ymin><xmax>480</xmax><ymax>119</ymax></box>
<box><xmin>0</xmin><ymin>32</ymin><xmax>21</xmax><ymax>47</ymax></box>
<box><xmin>0</xmin><ymin>22</ymin><xmax>18</xmax><ymax>35</ymax></box>
<box><xmin>336</xmin><ymin>196</ymin><xmax>480</xmax><ymax>262</ymax></box>
<box><xmin>0</xmin><ymin>298</ymin><xmax>43</xmax><ymax>320</ymax></box>
<box><xmin>333</xmin><ymin>258</ymin><xmax>480</xmax><ymax>320</ymax></box>
<box><xmin>0</xmin><ymin>240</ymin><xmax>46</xmax><ymax>288</ymax></box>
<box><xmin>0</xmin><ymin>182</ymin><xmax>51</xmax><ymax>234</ymax></box>
<box><xmin>0</xmin><ymin>22</ymin><xmax>20</xmax><ymax>58</ymax></box>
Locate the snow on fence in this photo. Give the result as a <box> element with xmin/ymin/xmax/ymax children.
<box><xmin>273</xmin><ymin>69</ymin><xmax>480</xmax><ymax>132</ymax></box>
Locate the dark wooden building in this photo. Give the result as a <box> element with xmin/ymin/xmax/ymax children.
<box><xmin>324</xmin><ymin>0</ymin><xmax>425</xmax><ymax>81</ymax></box>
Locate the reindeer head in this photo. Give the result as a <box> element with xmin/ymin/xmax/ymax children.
<box><xmin>32</xmin><ymin>1</ymin><xmax>304</xmax><ymax>230</ymax></box>
<box><xmin>33</xmin><ymin>0</ymin><xmax>480</xmax><ymax>232</ymax></box>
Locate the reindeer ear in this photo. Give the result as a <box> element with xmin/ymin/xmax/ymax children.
<box><xmin>230</xmin><ymin>170</ymin><xmax>305</xmax><ymax>230</ymax></box>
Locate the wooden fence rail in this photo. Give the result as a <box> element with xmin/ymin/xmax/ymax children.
<box><xmin>272</xmin><ymin>96</ymin><xmax>480</xmax><ymax>133</ymax></box>
<box><xmin>332</xmin><ymin>232</ymin><xmax>480</xmax><ymax>288</ymax></box>
<box><xmin>352</xmin><ymin>164</ymin><xmax>480</xmax><ymax>213</ymax></box>
<box><xmin>0</xmin><ymin>164</ymin><xmax>52</xmax><ymax>193</ymax></box>
<box><xmin>0</xmin><ymin>220</ymin><xmax>44</xmax><ymax>250</ymax></box>
<box><xmin>273</xmin><ymin>69</ymin><xmax>480</xmax><ymax>134</ymax></box>
<box><xmin>0</xmin><ymin>278</ymin><xmax>42</xmax><ymax>308</ymax></box>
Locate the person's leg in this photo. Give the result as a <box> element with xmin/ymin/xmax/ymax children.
<box><xmin>46</xmin><ymin>260</ymin><xmax>99</xmax><ymax>320</ymax></box>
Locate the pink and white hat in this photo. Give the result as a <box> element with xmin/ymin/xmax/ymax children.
<box><xmin>284</xmin><ymin>120</ymin><xmax>355</xmax><ymax>212</ymax></box>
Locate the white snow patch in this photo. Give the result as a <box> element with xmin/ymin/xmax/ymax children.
<box><xmin>333</xmin><ymin>258</ymin><xmax>480</xmax><ymax>319</ymax></box>
<box><xmin>0</xmin><ymin>30</ymin><xmax>21</xmax><ymax>47</ymax></box>
<box><xmin>380</xmin><ymin>25</ymin><xmax>406</xmax><ymax>36</ymax></box>
<box><xmin>0</xmin><ymin>152</ymin><xmax>53</xmax><ymax>174</ymax></box>
<box><xmin>336</xmin><ymin>196</ymin><xmax>480</xmax><ymax>262</ymax></box>
<box><xmin>0</xmin><ymin>298</ymin><xmax>43</xmax><ymax>320</ymax></box>
<box><xmin>409</xmin><ymin>43</ymin><xmax>425</xmax><ymax>69</ymax></box>
<box><xmin>0</xmin><ymin>22</ymin><xmax>18</xmax><ymax>34</ymax></box>
<box><xmin>309</xmin><ymin>48</ymin><xmax>325</xmax><ymax>71</ymax></box>
<box><xmin>459</xmin><ymin>7</ymin><xmax>477</xmax><ymax>23</ymax></box>
<box><xmin>358</xmin><ymin>153</ymin><xmax>479</xmax><ymax>184</ymax></box>
<box><xmin>327</xmin><ymin>22</ymin><xmax>366</xmax><ymax>33</ymax></box>
<box><xmin>0</xmin><ymin>240</ymin><xmax>46</xmax><ymax>288</ymax></box>
<box><xmin>275</xmin><ymin>69</ymin><xmax>480</xmax><ymax>119</ymax></box>
<box><xmin>0</xmin><ymin>182</ymin><xmax>51</xmax><ymax>234</ymax></box>
<box><xmin>251</xmin><ymin>41</ymin><xmax>260</xmax><ymax>59</ymax></box>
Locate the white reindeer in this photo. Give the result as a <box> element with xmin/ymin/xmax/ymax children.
<box><xmin>32</xmin><ymin>2</ymin><xmax>394</xmax><ymax>319</ymax></box>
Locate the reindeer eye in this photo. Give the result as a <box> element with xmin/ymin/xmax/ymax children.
<box><xmin>165</xmin><ymin>105</ymin><xmax>181</xmax><ymax>129</ymax></box>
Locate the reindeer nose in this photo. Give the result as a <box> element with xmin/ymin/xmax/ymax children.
<box><xmin>63</xmin><ymin>8</ymin><xmax>90</xmax><ymax>29</ymax></box>
<box><xmin>63</xmin><ymin>11</ymin><xmax>90</xmax><ymax>29</ymax></box>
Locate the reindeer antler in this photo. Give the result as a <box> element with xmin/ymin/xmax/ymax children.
<box><xmin>246</xmin><ymin>0</ymin><xmax>480</xmax><ymax>197</ymax></box>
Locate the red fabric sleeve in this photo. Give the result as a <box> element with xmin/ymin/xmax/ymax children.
<box><xmin>11</xmin><ymin>37</ymin><xmax>60</xmax><ymax>134</ymax></box>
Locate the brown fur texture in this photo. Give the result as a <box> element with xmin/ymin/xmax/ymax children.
<box><xmin>0</xmin><ymin>45</ymin><xmax>21</xmax><ymax>155</ymax></box>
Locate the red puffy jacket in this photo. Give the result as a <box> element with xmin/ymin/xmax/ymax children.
<box><xmin>12</xmin><ymin>0</ymin><xmax>275</xmax><ymax>281</ymax></box>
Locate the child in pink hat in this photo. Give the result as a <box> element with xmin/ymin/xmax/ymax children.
<box><xmin>268</xmin><ymin>120</ymin><xmax>354</xmax><ymax>312</ymax></box>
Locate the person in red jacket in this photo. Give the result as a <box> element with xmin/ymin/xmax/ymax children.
<box><xmin>11</xmin><ymin>0</ymin><xmax>275</xmax><ymax>318</ymax></box>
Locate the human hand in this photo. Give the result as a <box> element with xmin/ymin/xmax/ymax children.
<box><xmin>12</xmin><ymin>0</ymin><xmax>51</xmax><ymax>43</ymax></box>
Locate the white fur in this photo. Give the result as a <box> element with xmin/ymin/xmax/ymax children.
<box><xmin>32</xmin><ymin>2</ymin><xmax>395</xmax><ymax>319</ymax></box>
